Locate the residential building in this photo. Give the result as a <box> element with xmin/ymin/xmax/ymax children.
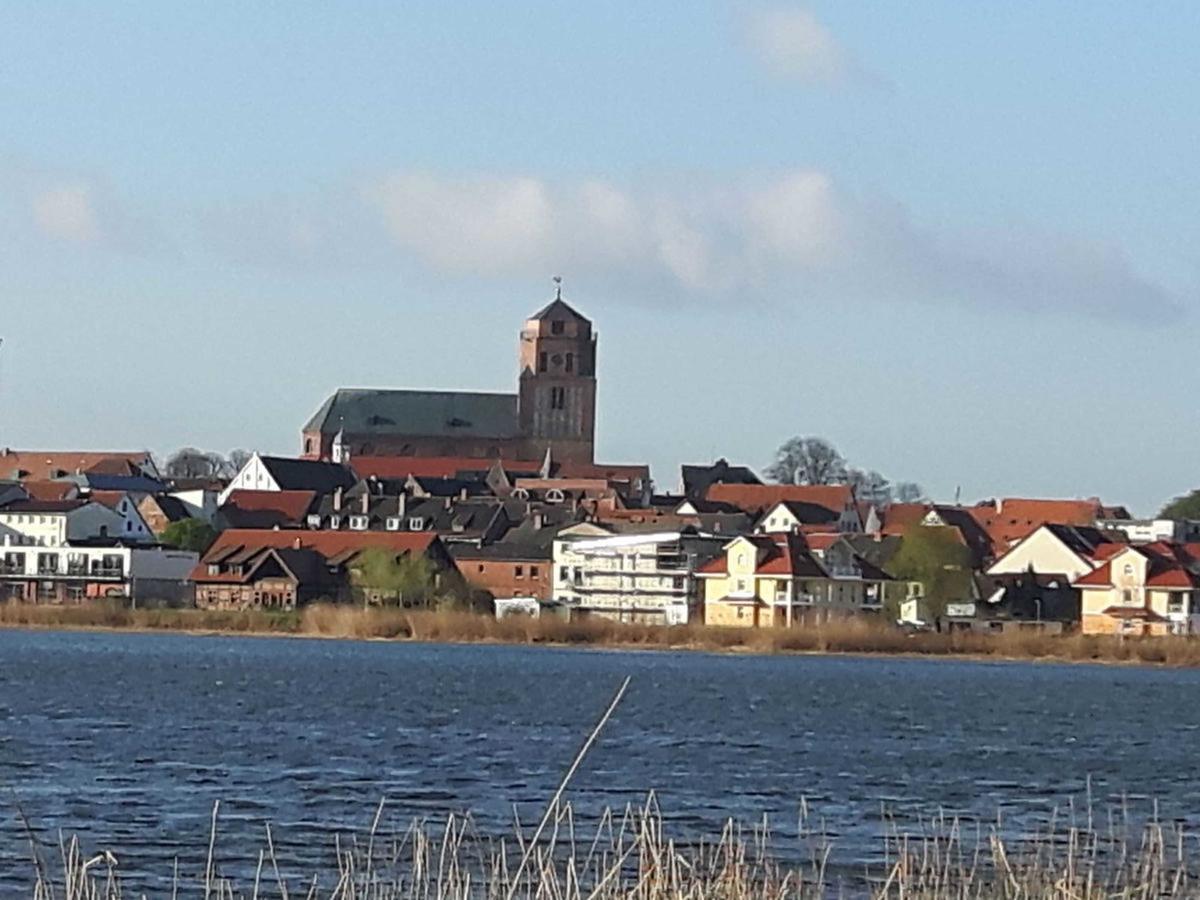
<box><xmin>0</xmin><ymin>449</ymin><xmax>158</xmax><ymax>482</ymax></box>
<box><xmin>302</xmin><ymin>290</ymin><xmax>599</xmax><ymax>464</ymax></box>
<box><xmin>552</xmin><ymin>525</ymin><xmax>728</xmax><ymax>624</ymax></box>
<box><xmin>219</xmin><ymin>453</ymin><xmax>356</xmax><ymax>504</ymax></box>
<box><xmin>987</xmin><ymin>524</ymin><xmax>1126</xmax><ymax>582</ymax></box>
<box><xmin>87</xmin><ymin>491</ymin><xmax>155</xmax><ymax>543</ymax></box>
<box><xmin>697</xmin><ymin>533</ymin><xmax>889</xmax><ymax>627</ymax></box>
<box><xmin>1097</xmin><ymin>517</ymin><xmax>1200</xmax><ymax>544</ymax></box>
<box><xmin>680</xmin><ymin>459</ymin><xmax>761</xmax><ymax>500</ymax></box>
<box><xmin>137</xmin><ymin>494</ymin><xmax>195</xmax><ymax>537</ymax></box>
<box><xmin>0</xmin><ymin>541</ymin><xmax>197</xmax><ymax>605</ymax></box>
<box><xmin>705</xmin><ymin>484</ymin><xmax>863</xmax><ymax>533</ymax></box>
<box><xmin>0</xmin><ymin>500</ymin><xmax>128</xmax><ymax>546</ymax></box>
<box><xmin>1073</xmin><ymin>543</ymin><xmax>1200</xmax><ymax>636</ymax></box>
<box><xmin>191</xmin><ymin>530</ymin><xmax>457</xmax><ymax>610</ymax></box>
<box><xmin>219</xmin><ymin>490</ymin><xmax>318</xmax><ymax>529</ymax></box>
<box><xmin>967</xmin><ymin>497</ymin><xmax>1129</xmax><ymax>558</ymax></box>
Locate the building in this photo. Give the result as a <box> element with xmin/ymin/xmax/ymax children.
<box><xmin>219</xmin><ymin>453</ymin><xmax>356</xmax><ymax>504</ymax></box>
<box><xmin>0</xmin><ymin>541</ymin><xmax>197</xmax><ymax>605</ymax></box>
<box><xmin>0</xmin><ymin>499</ymin><xmax>130</xmax><ymax>546</ymax></box>
<box><xmin>967</xmin><ymin>497</ymin><xmax>1129</xmax><ymax>558</ymax></box>
<box><xmin>704</xmin><ymin>484</ymin><xmax>863</xmax><ymax>533</ymax></box>
<box><xmin>1097</xmin><ymin>517</ymin><xmax>1200</xmax><ymax>544</ymax></box>
<box><xmin>552</xmin><ymin>525</ymin><xmax>728</xmax><ymax>624</ymax></box>
<box><xmin>137</xmin><ymin>494</ymin><xmax>196</xmax><ymax>537</ymax></box>
<box><xmin>987</xmin><ymin>523</ymin><xmax>1126</xmax><ymax>582</ymax></box>
<box><xmin>191</xmin><ymin>529</ymin><xmax>457</xmax><ymax>610</ymax></box>
<box><xmin>301</xmin><ymin>289</ymin><xmax>599</xmax><ymax>464</ymax></box>
<box><xmin>0</xmin><ymin>449</ymin><xmax>158</xmax><ymax>482</ymax></box>
<box><xmin>1073</xmin><ymin>543</ymin><xmax>1200</xmax><ymax>636</ymax></box>
<box><xmin>697</xmin><ymin>533</ymin><xmax>888</xmax><ymax>627</ymax></box>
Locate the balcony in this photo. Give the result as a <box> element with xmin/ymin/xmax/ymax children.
<box><xmin>90</xmin><ymin>565</ymin><xmax>125</xmax><ymax>579</ymax></box>
<box><xmin>0</xmin><ymin>562</ymin><xmax>24</xmax><ymax>576</ymax></box>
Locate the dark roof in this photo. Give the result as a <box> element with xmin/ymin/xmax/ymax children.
<box><xmin>530</xmin><ymin>297</ymin><xmax>590</xmax><ymax>322</ymax></box>
<box><xmin>146</xmin><ymin>495</ymin><xmax>192</xmax><ymax>523</ymax></box>
<box><xmin>681</xmin><ymin>459</ymin><xmax>762</xmax><ymax>498</ymax></box>
<box><xmin>0</xmin><ymin>499</ymin><xmax>89</xmax><ymax>514</ymax></box>
<box><xmin>303</xmin><ymin>389</ymin><xmax>520</xmax><ymax>439</ymax></box>
<box><xmin>259</xmin><ymin>456</ymin><xmax>357</xmax><ymax>494</ymax></box>
<box><xmin>1043</xmin><ymin>523</ymin><xmax>1123</xmax><ymax>557</ymax></box>
<box><xmin>843</xmin><ymin>534</ymin><xmax>904</xmax><ymax>573</ymax></box>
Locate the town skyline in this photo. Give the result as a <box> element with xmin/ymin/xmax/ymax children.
<box><xmin>1</xmin><ymin>3</ymin><xmax>1197</xmax><ymax>513</ymax></box>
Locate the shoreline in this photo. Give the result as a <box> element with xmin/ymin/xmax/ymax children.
<box><xmin>1</xmin><ymin>605</ymin><xmax>1196</xmax><ymax>670</ymax></box>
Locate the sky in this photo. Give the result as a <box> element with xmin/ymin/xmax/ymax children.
<box><xmin>0</xmin><ymin>2</ymin><xmax>1197</xmax><ymax>513</ymax></box>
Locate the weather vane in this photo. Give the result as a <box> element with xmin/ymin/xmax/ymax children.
<box><xmin>553</xmin><ymin>275</ymin><xmax>563</xmax><ymax>300</ymax></box>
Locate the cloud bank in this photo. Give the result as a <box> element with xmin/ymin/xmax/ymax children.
<box><xmin>743</xmin><ymin>7</ymin><xmax>874</xmax><ymax>86</ymax></box>
<box><xmin>360</xmin><ymin>169</ymin><xmax>1182</xmax><ymax>321</ymax></box>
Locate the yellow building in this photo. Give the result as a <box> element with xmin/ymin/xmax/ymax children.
<box><xmin>1073</xmin><ymin>544</ymin><xmax>1200</xmax><ymax>636</ymax></box>
<box><xmin>697</xmin><ymin>533</ymin><xmax>886</xmax><ymax>627</ymax></box>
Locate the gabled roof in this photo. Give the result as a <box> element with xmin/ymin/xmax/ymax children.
<box><xmin>140</xmin><ymin>494</ymin><xmax>193</xmax><ymax>523</ymax></box>
<box><xmin>199</xmin><ymin>529</ymin><xmax>442</xmax><ymax>566</ymax></box>
<box><xmin>759</xmin><ymin>499</ymin><xmax>841</xmax><ymax>526</ymax></box>
<box><xmin>20</xmin><ymin>481</ymin><xmax>80</xmax><ymax>502</ymax></box>
<box><xmin>1073</xmin><ymin>543</ymin><xmax>1200</xmax><ymax>589</ymax></box>
<box><xmin>969</xmin><ymin>498</ymin><xmax>1106</xmax><ymax>555</ymax></box>
<box><xmin>258</xmin><ymin>456</ymin><xmax>357</xmax><ymax>494</ymax></box>
<box><xmin>680</xmin><ymin>459</ymin><xmax>761</xmax><ymax>498</ymax></box>
<box><xmin>303</xmin><ymin>389</ymin><xmax>520</xmax><ymax>439</ymax></box>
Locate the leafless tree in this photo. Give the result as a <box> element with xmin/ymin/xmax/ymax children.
<box><xmin>765</xmin><ymin>437</ymin><xmax>848</xmax><ymax>485</ymax></box>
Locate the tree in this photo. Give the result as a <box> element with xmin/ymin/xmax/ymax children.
<box><xmin>350</xmin><ymin>547</ymin><xmax>437</xmax><ymax>607</ymax></box>
<box><xmin>766</xmin><ymin>437</ymin><xmax>847</xmax><ymax>485</ymax></box>
<box><xmin>894</xmin><ymin>482</ymin><xmax>926</xmax><ymax>504</ymax></box>
<box><xmin>225</xmin><ymin>449</ymin><xmax>252</xmax><ymax>476</ymax></box>
<box><xmin>1161</xmin><ymin>489</ymin><xmax>1200</xmax><ymax>521</ymax></box>
<box><xmin>164</xmin><ymin>447</ymin><xmax>226</xmax><ymax>479</ymax></box>
<box><xmin>888</xmin><ymin>525</ymin><xmax>974</xmax><ymax>623</ymax></box>
<box><xmin>847</xmin><ymin>468</ymin><xmax>892</xmax><ymax>506</ymax></box>
<box><xmin>160</xmin><ymin>519</ymin><xmax>218</xmax><ymax>554</ymax></box>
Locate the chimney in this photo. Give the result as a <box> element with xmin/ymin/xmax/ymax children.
<box><xmin>361</xmin><ymin>491</ymin><xmax>370</xmax><ymax>514</ymax></box>
<box><xmin>533</xmin><ymin>511</ymin><xmax>544</xmax><ymax>530</ymax></box>
<box><xmin>334</xmin><ymin>486</ymin><xmax>343</xmax><ymax>511</ymax></box>
<box><xmin>293</xmin><ymin>537</ymin><xmax>302</xmax><ymax>550</ymax></box>
<box><xmin>995</xmin><ymin>498</ymin><xmax>1003</xmax><ymax>514</ymax></box>
<box><xmin>459</xmin><ymin>486</ymin><xmax>468</xmax><ymax>501</ymax></box>
<box><xmin>397</xmin><ymin>494</ymin><xmax>407</xmax><ymax>518</ymax></box>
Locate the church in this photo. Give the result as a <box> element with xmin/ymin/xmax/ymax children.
<box><xmin>301</xmin><ymin>287</ymin><xmax>599</xmax><ymax>464</ymax></box>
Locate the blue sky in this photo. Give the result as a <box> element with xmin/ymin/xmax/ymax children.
<box><xmin>0</xmin><ymin>2</ymin><xmax>1197</xmax><ymax>512</ymax></box>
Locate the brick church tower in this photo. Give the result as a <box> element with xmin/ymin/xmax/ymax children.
<box><xmin>518</xmin><ymin>282</ymin><xmax>597</xmax><ymax>463</ymax></box>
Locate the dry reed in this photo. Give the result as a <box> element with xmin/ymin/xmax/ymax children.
<box><xmin>24</xmin><ymin>797</ymin><xmax>1200</xmax><ymax>899</ymax></box>
<box><xmin>5</xmin><ymin>602</ymin><xmax>1200</xmax><ymax>667</ymax></box>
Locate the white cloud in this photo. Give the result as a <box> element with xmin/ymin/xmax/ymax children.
<box><xmin>30</xmin><ymin>183</ymin><xmax>101</xmax><ymax>243</ymax></box>
<box><xmin>744</xmin><ymin>7</ymin><xmax>857</xmax><ymax>84</ymax></box>
<box><xmin>360</xmin><ymin>168</ymin><xmax>1182</xmax><ymax>322</ymax></box>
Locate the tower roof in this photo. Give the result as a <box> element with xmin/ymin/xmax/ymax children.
<box><xmin>529</xmin><ymin>297</ymin><xmax>589</xmax><ymax>323</ymax></box>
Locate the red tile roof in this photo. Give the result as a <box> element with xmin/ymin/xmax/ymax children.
<box><xmin>0</xmin><ymin>450</ymin><xmax>153</xmax><ymax>481</ymax></box>
<box><xmin>196</xmin><ymin>529</ymin><xmax>442</xmax><ymax>578</ymax></box>
<box><xmin>705</xmin><ymin>484</ymin><xmax>853</xmax><ymax>515</ymax></box>
<box><xmin>220</xmin><ymin>490</ymin><xmax>317</xmax><ymax>523</ymax></box>
<box><xmin>1073</xmin><ymin>544</ymin><xmax>1200</xmax><ymax>590</ymax></box>
<box><xmin>969</xmin><ymin>498</ymin><xmax>1103</xmax><ymax>554</ymax></box>
<box><xmin>20</xmin><ymin>481</ymin><xmax>79</xmax><ymax>501</ymax></box>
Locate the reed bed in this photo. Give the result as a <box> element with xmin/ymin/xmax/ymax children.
<box><xmin>24</xmin><ymin>797</ymin><xmax>1200</xmax><ymax>899</ymax></box>
<box><xmin>6</xmin><ymin>602</ymin><xmax>1200</xmax><ymax>667</ymax></box>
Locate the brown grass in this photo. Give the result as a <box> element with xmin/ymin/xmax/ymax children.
<box><xmin>6</xmin><ymin>602</ymin><xmax>1200</xmax><ymax>667</ymax></box>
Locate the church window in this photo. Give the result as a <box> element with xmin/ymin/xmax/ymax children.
<box><xmin>550</xmin><ymin>387</ymin><xmax>566</xmax><ymax>410</ymax></box>
<box><xmin>551</xmin><ymin>320</ymin><xmax>564</xmax><ymax>335</ymax></box>
<box><xmin>538</xmin><ymin>352</ymin><xmax>548</xmax><ymax>373</ymax></box>
<box><xmin>304</xmin><ymin>437</ymin><xmax>314</xmax><ymax>455</ymax></box>
<box><xmin>565</xmin><ymin>353</ymin><xmax>574</xmax><ymax>373</ymax></box>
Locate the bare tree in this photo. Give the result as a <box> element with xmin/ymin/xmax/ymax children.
<box><xmin>164</xmin><ymin>447</ymin><xmax>225</xmax><ymax>480</ymax></box>
<box><xmin>894</xmin><ymin>482</ymin><xmax>927</xmax><ymax>504</ymax></box>
<box><xmin>847</xmin><ymin>468</ymin><xmax>892</xmax><ymax>506</ymax></box>
<box><xmin>225</xmin><ymin>449</ymin><xmax>252</xmax><ymax>476</ymax></box>
<box><xmin>765</xmin><ymin>437</ymin><xmax>848</xmax><ymax>485</ymax></box>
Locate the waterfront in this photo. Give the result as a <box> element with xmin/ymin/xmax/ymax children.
<box><xmin>2</xmin><ymin>630</ymin><xmax>1200</xmax><ymax>893</ymax></box>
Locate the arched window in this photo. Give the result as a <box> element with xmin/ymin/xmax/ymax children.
<box><xmin>304</xmin><ymin>437</ymin><xmax>314</xmax><ymax>455</ymax></box>
<box><xmin>546</xmin><ymin>489</ymin><xmax>565</xmax><ymax>504</ymax></box>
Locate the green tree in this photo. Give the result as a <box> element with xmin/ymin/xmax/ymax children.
<box><xmin>1160</xmin><ymin>489</ymin><xmax>1200</xmax><ymax>521</ymax></box>
<box><xmin>888</xmin><ymin>526</ymin><xmax>974</xmax><ymax>622</ymax></box>
<box><xmin>350</xmin><ymin>547</ymin><xmax>437</xmax><ymax>607</ymax></box>
<box><xmin>160</xmin><ymin>518</ymin><xmax>218</xmax><ymax>554</ymax></box>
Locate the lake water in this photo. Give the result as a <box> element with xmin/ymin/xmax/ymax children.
<box><xmin>1</xmin><ymin>629</ymin><xmax>1197</xmax><ymax>893</ymax></box>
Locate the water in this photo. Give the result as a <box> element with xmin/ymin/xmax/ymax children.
<box><xmin>1</xmin><ymin>629</ymin><xmax>1198</xmax><ymax>893</ymax></box>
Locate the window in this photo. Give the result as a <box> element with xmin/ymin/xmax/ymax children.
<box><xmin>550</xmin><ymin>386</ymin><xmax>566</xmax><ymax>410</ymax></box>
<box><xmin>125</xmin><ymin>521</ymin><xmax>132</xmax><ymax>532</ymax></box>
<box><xmin>515</xmin><ymin>565</ymin><xmax>525</xmax><ymax>578</ymax></box>
<box><xmin>350</xmin><ymin>516</ymin><xmax>368</xmax><ymax>530</ymax></box>
<box><xmin>1124</xmin><ymin>563</ymin><xmax>1135</xmax><ymax>576</ymax></box>
<box><xmin>539</xmin><ymin>352</ymin><xmax>548</xmax><ymax>373</ymax></box>
<box><xmin>478</xmin><ymin>564</ymin><xmax>485</xmax><ymax>573</ymax></box>
<box><xmin>330</xmin><ymin>515</ymin><xmax>341</xmax><ymax>530</ymax></box>
<box><xmin>304</xmin><ymin>437</ymin><xmax>314</xmax><ymax>455</ymax></box>
<box><xmin>546</xmin><ymin>488</ymin><xmax>565</xmax><ymax>504</ymax></box>
<box><xmin>1121</xmin><ymin>589</ymin><xmax>1134</xmax><ymax>605</ymax></box>
<box><xmin>208</xmin><ymin>564</ymin><xmax>220</xmax><ymax>576</ymax></box>
<box><xmin>565</xmin><ymin>352</ymin><xmax>574</xmax><ymax>372</ymax></box>
<box><xmin>385</xmin><ymin>517</ymin><xmax>400</xmax><ymax>531</ymax></box>
<box><xmin>408</xmin><ymin>517</ymin><xmax>425</xmax><ymax>530</ymax></box>
<box><xmin>530</xmin><ymin>566</ymin><xmax>540</xmax><ymax>578</ymax></box>
<box><xmin>551</xmin><ymin>320</ymin><xmax>564</xmax><ymax>335</ymax></box>
<box><xmin>673</xmin><ymin>576</ymin><xmax>685</xmax><ymax>590</ymax></box>
<box><xmin>559</xmin><ymin>566</ymin><xmax>569</xmax><ymax>582</ymax></box>
<box><xmin>1168</xmin><ymin>595</ymin><xmax>1185</xmax><ymax>614</ymax></box>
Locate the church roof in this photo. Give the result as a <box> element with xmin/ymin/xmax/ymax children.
<box><xmin>529</xmin><ymin>297</ymin><xmax>589</xmax><ymax>322</ymax></box>
<box><xmin>304</xmin><ymin>389</ymin><xmax>521</xmax><ymax>440</ymax></box>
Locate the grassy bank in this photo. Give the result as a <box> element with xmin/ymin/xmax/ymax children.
<box><xmin>3</xmin><ymin>602</ymin><xmax>1200</xmax><ymax>666</ymax></box>
<box><xmin>28</xmin><ymin>798</ymin><xmax>1200</xmax><ymax>898</ymax></box>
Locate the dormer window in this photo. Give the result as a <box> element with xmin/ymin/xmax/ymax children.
<box><xmin>208</xmin><ymin>564</ymin><xmax>220</xmax><ymax>576</ymax></box>
<box><xmin>330</xmin><ymin>515</ymin><xmax>341</xmax><ymax>529</ymax></box>
<box><xmin>546</xmin><ymin>489</ymin><xmax>565</xmax><ymax>504</ymax></box>
<box><xmin>408</xmin><ymin>517</ymin><xmax>425</xmax><ymax>530</ymax></box>
<box><xmin>350</xmin><ymin>516</ymin><xmax>368</xmax><ymax>530</ymax></box>
<box><xmin>385</xmin><ymin>517</ymin><xmax>400</xmax><ymax>531</ymax></box>
<box><xmin>306</xmin><ymin>514</ymin><xmax>321</xmax><ymax>528</ymax></box>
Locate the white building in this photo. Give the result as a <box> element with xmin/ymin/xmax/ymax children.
<box><xmin>219</xmin><ymin>452</ymin><xmax>354</xmax><ymax>504</ymax></box>
<box><xmin>0</xmin><ymin>500</ymin><xmax>126</xmax><ymax>547</ymax></box>
<box><xmin>552</xmin><ymin>525</ymin><xmax>727</xmax><ymax>625</ymax></box>
<box><xmin>0</xmin><ymin>541</ymin><xmax>197</xmax><ymax>605</ymax></box>
<box><xmin>1097</xmin><ymin>518</ymin><xmax>1200</xmax><ymax>544</ymax></box>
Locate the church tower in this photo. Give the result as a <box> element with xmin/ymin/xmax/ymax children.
<box><xmin>518</xmin><ymin>280</ymin><xmax>597</xmax><ymax>463</ymax></box>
